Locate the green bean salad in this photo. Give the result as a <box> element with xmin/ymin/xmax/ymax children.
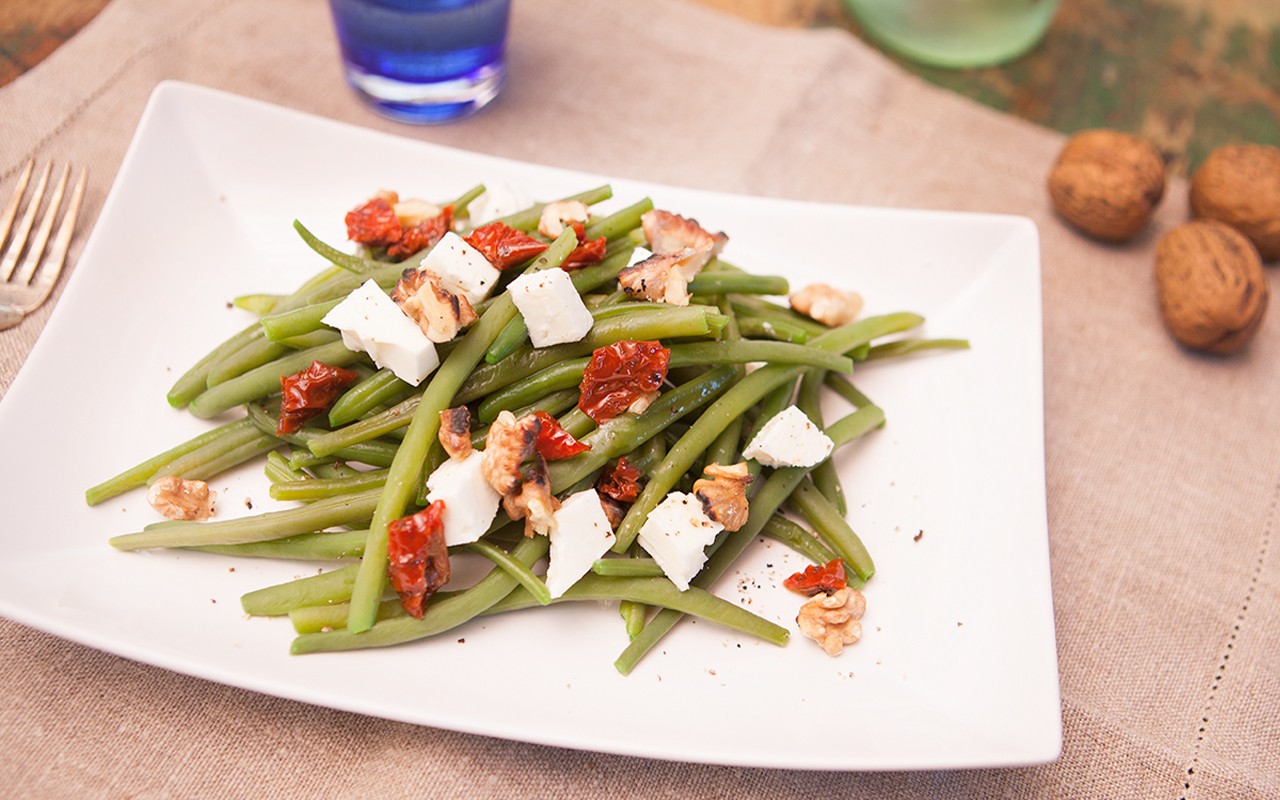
<box><xmin>86</xmin><ymin>183</ymin><xmax>965</xmax><ymax>673</ymax></box>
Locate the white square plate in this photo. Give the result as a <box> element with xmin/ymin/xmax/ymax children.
<box><xmin>0</xmin><ymin>82</ymin><xmax>1059</xmax><ymax>770</ymax></box>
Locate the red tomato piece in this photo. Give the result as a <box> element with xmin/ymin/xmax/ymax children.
<box><xmin>388</xmin><ymin>205</ymin><xmax>453</xmax><ymax>259</ymax></box>
<box><xmin>783</xmin><ymin>558</ymin><xmax>848</xmax><ymax>596</ymax></box>
<box><xmin>531</xmin><ymin>411</ymin><xmax>591</xmax><ymax>460</ymax></box>
<box><xmin>464</xmin><ymin>222</ymin><xmax>549</xmax><ymax>270</ymax></box>
<box><xmin>578</xmin><ymin>340</ymin><xmax>670</xmax><ymax>423</ymax></box>
<box><xmin>387</xmin><ymin>500</ymin><xmax>451</xmax><ymax>619</ymax></box>
<box><xmin>563</xmin><ymin>231</ymin><xmax>607</xmax><ymax>269</ymax></box>
<box><xmin>277</xmin><ymin>361</ymin><xmax>360</xmax><ymax>436</ymax></box>
<box><xmin>345</xmin><ymin>197</ymin><xmax>402</xmax><ymax>248</ymax></box>
<box><xmin>596</xmin><ymin>457</ymin><xmax>643</xmax><ymax>503</ymax></box>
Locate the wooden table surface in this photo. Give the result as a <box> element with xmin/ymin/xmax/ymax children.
<box><xmin>3</xmin><ymin>0</ymin><xmax>1278</xmax><ymax>176</ymax></box>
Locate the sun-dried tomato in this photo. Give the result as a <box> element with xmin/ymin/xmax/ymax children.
<box><xmin>563</xmin><ymin>221</ymin><xmax>607</xmax><ymax>269</ymax></box>
<box><xmin>464</xmin><ymin>222</ymin><xmax>549</xmax><ymax>270</ymax></box>
<box><xmin>387</xmin><ymin>500</ymin><xmax>450</xmax><ymax>619</ymax></box>
<box><xmin>578</xmin><ymin>340</ymin><xmax>670</xmax><ymax>423</ymax></box>
<box><xmin>530</xmin><ymin>411</ymin><xmax>591</xmax><ymax>460</ymax></box>
<box><xmin>345</xmin><ymin>197</ymin><xmax>403</xmax><ymax>248</ymax></box>
<box><xmin>596</xmin><ymin>457</ymin><xmax>643</xmax><ymax>503</ymax></box>
<box><xmin>388</xmin><ymin>205</ymin><xmax>453</xmax><ymax>259</ymax></box>
<box><xmin>784</xmin><ymin>558</ymin><xmax>847</xmax><ymax>596</ymax></box>
<box><xmin>277</xmin><ymin>361</ymin><xmax>360</xmax><ymax>436</ymax></box>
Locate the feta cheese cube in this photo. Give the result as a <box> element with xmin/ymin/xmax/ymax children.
<box><xmin>467</xmin><ymin>182</ymin><xmax>532</xmax><ymax>227</ymax></box>
<box><xmin>636</xmin><ymin>491</ymin><xmax>723</xmax><ymax>591</ymax></box>
<box><xmin>508</xmin><ymin>268</ymin><xmax>594</xmax><ymax>348</ymax></box>
<box><xmin>742</xmin><ymin>405</ymin><xmax>834</xmax><ymax>468</ymax></box>
<box><xmin>545</xmin><ymin>489</ymin><xmax>616</xmax><ymax>599</ymax></box>
<box><xmin>322</xmin><ymin>279</ymin><xmax>439</xmax><ymax>386</ymax></box>
<box><xmin>424</xmin><ymin>450</ymin><xmax>502</xmax><ymax>547</ymax></box>
<box><xmin>420</xmin><ymin>232</ymin><xmax>501</xmax><ymax>305</ymax></box>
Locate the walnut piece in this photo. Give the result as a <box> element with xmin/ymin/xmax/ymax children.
<box><xmin>392</xmin><ymin>268</ymin><xmax>477</xmax><ymax>343</ymax></box>
<box><xmin>693</xmin><ymin>462</ymin><xmax>753</xmax><ymax>532</ymax></box>
<box><xmin>480</xmin><ymin>410</ymin><xmax>541</xmax><ymax>496</ymax></box>
<box><xmin>626</xmin><ymin>390</ymin><xmax>660</xmax><ymax>415</ymax></box>
<box><xmin>438</xmin><ymin>406</ymin><xmax>472</xmax><ymax>461</ymax></box>
<box><xmin>618</xmin><ymin>251</ymin><xmax>695</xmax><ymax>306</ymax></box>
<box><xmin>537</xmin><ymin>200</ymin><xmax>590</xmax><ymax>239</ymax></box>
<box><xmin>1154</xmin><ymin>220</ymin><xmax>1269</xmax><ymax>354</ymax></box>
<box><xmin>1190</xmin><ymin>143</ymin><xmax>1280</xmax><ymax>261</ymax></box>
<box><xmin>393</xmin><ymin>197</ymin><xmax>444</xmax><ymax>228</ymax></box>
<box><xmin>1047</xmin><ymin>129</ymin><xmax>1166</xmax><ymax>241</ymax></box>
<box><xmin>796</xmin><ymin>586</ymin><xmax>866</xmax><ymax>657</ymax></box>
<box><xmin>790</xmin><ymin>283</ymin><xmax>864</xmax><ymax>327</ymax></box>
<box><xmin>501</xmin><ymin>462</ymin><xmax>560</xmax><ymax>537</ymax></box>
<box><xmin>641</xmin><ymin>209</ymin><xmax>727</xmax><ymax>272</ymax></box>
<box><xmin>147</xmin><ymin>476</ymin><xmax>216</xmax><ymax>521</ymax></box>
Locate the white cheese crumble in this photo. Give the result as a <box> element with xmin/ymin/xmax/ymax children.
<box><xmin>545</xmin><ymin>489</ymin><xmax>616</xmax><ymax>599</ymax></box>
<box><xmin>636</xmin><ymin>491</ymin><xmax>724</xmax><ymax>591</ymax></box>
<box><xmin>321</xmin><ymin>279</ymin><xmax>439</xmax><ymax>386</ymax></box>
<box><xmin>741</xmin><ymin>405</ymin><xmax>834</xmax><ymax>468</ymax></box>
<box><xmin>508</xmin><ymin>268</ymin><xmax>594</xmax><ymax>348</ymax></box>
<box><xmin>420</xmin><ymin>232</ymin><xmax>501</xmax><ymax>305</ymax></box>
<box><xmin>424</xmin><ymin>450</ymin><xmax>502</xmax><ymax>547</ymax></box>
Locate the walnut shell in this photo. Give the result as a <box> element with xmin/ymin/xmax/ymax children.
<box><xmin>1154</xmin><ymin>220</ymin><xmax>1268</xmax><ymax>354</ymax></box>
<box><xmin>1189</xmin><ymin>143</ymin><xmax>1280</xmax><ymax>262</ymax></box>
<box><xmin>1048</xmin><ymin>130</ymin><xmax>1166</xmax><ymax>241</ymax></box>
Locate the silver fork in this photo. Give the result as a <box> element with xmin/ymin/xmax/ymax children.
<box><xmin>0</xmin><ymin>159</ymin><xmax>88</xmax><ymax>330</ymax></box>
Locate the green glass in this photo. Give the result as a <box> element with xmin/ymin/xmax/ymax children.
<box><xmin>844</xmin><ymin>0</ymin><xmax>1062</xmax><ymax>68</ymax></box>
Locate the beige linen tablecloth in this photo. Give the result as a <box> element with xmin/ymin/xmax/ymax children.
<box><xmin>1</xmin><ymin>1</ymin><xmax>1276</xmax><ymax>797</ymax></box>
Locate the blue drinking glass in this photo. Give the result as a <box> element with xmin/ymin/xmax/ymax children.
<box><xmin>328</xmin><ymin>0</ymin><xmax>512</xmax><ymax>124</ymax></box>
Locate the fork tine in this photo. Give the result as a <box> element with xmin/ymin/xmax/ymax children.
<box><xmin>30</xmin><ymin>166</ymin><xmax>87</xmax><ymax>303</ymax></box>
<box><xmin>0</xmin><ymin>161</ymin><xmax>52</xmax><ymax>282</ymax></box>
<box><xmin>14</xmin><ymin>163</ymin><xmax>71</xmax><ymax>286</ymax></box>
<box><xmin>0</xmin><ymin>160</ymin><xmax>34</xmax><ymax>252</ymax></box>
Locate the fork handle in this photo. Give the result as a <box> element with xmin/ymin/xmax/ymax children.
<box><xmin>0</xmin><ymin>304</ymin><xmax>25</xmax><ymax>331</ymax></box>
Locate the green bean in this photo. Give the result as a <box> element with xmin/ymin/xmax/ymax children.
<box><xmin>686</xmin><ymin>273</ymin><xmax>788</xmax><ymax>296</ymax></box>
<box><xmin>614</xmin><ymin>403</ymin><xmax>885</xmax><ymax>674</ymax></box>
<box><xmin>327</xmin><ymin>368</ymin><xmax>415</xmax><ymax>427</ymax></box>
<box><xmin>862</xmin><ymin>338</ymin><xmax>971</xmax><ymax>361</ymax></box>
<box><xmin>205</xmin><ymin>336</ymin><xmax>290</xmax><ymax>387</ymax></box>
<box><xmin>619</xmin><ymin>600</ymin><xmax>647</xmax><ymax>640</ymax></box>
<box><xmin>276</xmin><ymin>329</ymin><xmax>343</xmax><ymax>351</ymax></box>
<box><xmin>546</xmin><ymin>366</ymin><xmax>736</xmax><ymax>492</ymax></box>
<box><xmin>188</xmin><ymin>340</ymin><xmax>363</xmax><ymax>419</ymax></box>
<box><xmin>265</xmin><ymin>450</ymin><xmax>306</xmax><ymax>483</ymax></box>
<box><xmin>823</xmin><ymin>372</ymin><xmax>875</xmax><ymax>409</ymax></box>
<box><xmin>242</xmin><ymin>563</ymin><xmax>362</xmax><ymax>617</ymax></box>
<box><xmin>759</xmin><ymin>514</ymin><xmax>838</xmax><ymax>565</ymax></box>
<box><xmin>108</xmin><ymin>488</ymin><xmax>382</xmax><ymax>551</ymax></box>
<box><xmin>155</xmin><ymin>433</ymin><xmax>280</xmax><ymax>484</ymax></box>
<box><xmin>290</xmin><ymin>598</ymin><xmax>402</xmax><ymax>634</ymax></box>
<box><xmin>583</xmin><ymin>197</ymin><xmax>653</xmax><ymax>243</ymax></box>
<box><xmin>450</xmin><ymin>184</ymin><xmax>486</xmax><ymax>217</ymax></box>
<box><xmin>591</xmin><ymin>557</ymin><xmax>665</xmax><ymax>577</ymax></box>
<box><xmin>243</xmin><ymin>402</ymin><xmax>398</xmax><ymax>469</ymax></box>
<box><xmin>309</xmin><ymin>461</ymin><xmax>360</xmax><ymax>480</ymax></box>
<box><xmin>85</xmin><ymin>417</ymin><xmax>260</xmax><ymax>505</ymax></box>
<box><xmin>494</xmin><ymin>185</ymin><xmax>613</xmax><ymax>231</ymax></box>
<box><xmin>731</xmin><ymin>296</ymin><xmax>826</xmax><ymax>336</ymax></box>
<box><xmin>260</xmin><ymin>298</ymin><xmax>343</xmax><ymax>342</ymax></box>
<box><xmin>269</xmin><ymin>469</ymin><xmax>389</xmax><ymax>501</ymax></box>
<box><xmin>345</xmin><ymin>228</ymin><xmax>581</xmax><ymax>634</ymax></box>
<box><xmin>191</xmin><ymin>529</ymin><xmax>368</xmax><ymax>560</ymax></box>
<box><xmin>166</xmin><ymin>322</ymin><xmax>262</xmax><ymax>408</ymax></box>
<box><xmin>736</xmin><ymin>316</ymin><xmax>809</xmax><ymax>344</ymax></box>
<box><xmin>469</xmin><ymin>540</ymin><xmax>551</xmax><ymax>606</ymax></box>
<box><xmin>787</xmin><ymin>478</ymin><xmax>875</xmax><ymax>582</ymax></box>
<box><xmin>294</xmin><ymin>535</ymin><xmax>549</xmax><ymax>652</ymax></box>
<box><xmin>233</xmin><ymin>294</ymin><xmax>281</xmax><ymax>315</ymax></box>
<box><xmin>796</xmin><ymin>369</ymin><xmax>846</xmax><ymax>516</ymax></box>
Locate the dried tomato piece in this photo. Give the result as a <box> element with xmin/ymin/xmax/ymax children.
<box><xmin>387</xmin><ymin>500</ymin><xmax>451</xmax><ymax>619</ymax></box>
<box><xmin>464</xmin><ymin>222</ymin><xmax>549</xmax><ymax>270</ymax></box>
<box><xmin>578</xmin><ymin>340</ymin><xmax>670</xmax><ymax>423</ymax></box>
<box><xmin>531</xmin><ymin>411</ymin><xmax>591</xmax><ymax>460</ymax></box>
<box><xmin>387</xmin><ymin>205</ymin><xmax>453</xmax><ymax>259</ymax></box>
<box><xmin>596</xmin><ymin>457</ymin><xmax>643</xmax><ymax>503</ymax></box>
<box><xmin>784</xmin><ymin>558</ymin><xmax>848</xmax><ymax>596</ymax></box>
<box><xmin>345</xmin><ymin>197</ymin><xmax>402</xmax><ymax>248</ymax></box>
<box><xmin>277</xmin><ymin>361</ymin><xmax>360</xmax><ymax>436</ymax></box>
<box><xmin>563</xmin><ymin>221</ymin><xmax>607</xmax><ymax>269</ymax></box>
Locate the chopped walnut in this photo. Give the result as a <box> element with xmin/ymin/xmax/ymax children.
<box><xmin>372</xmin><ymin>189</ymin><xmax>399</xmax><ymax>205</ymax></box>
<box><xmin>481</xmin><ymin>410</ymin><xmax>541</xmax><ymax>497</ymax></box>
<box><xmin>537</xmin><ymin>200</ymin><xmax>590</xmax><ymax>239</ymax></box>
<box><xmin>438</xmin><ymin>406</ymin><xmax>472</xmax><ymax>461</ymax></box>
<box><xmin>693</xmin><ymin>462</ymin><xmax>753</xmax><ymax>532</ymax></box>
<box><xmin>147</xmin><ymin>476</ymin><xmax>217</xmax><ymax>521</ymax></box>
<box><xmin>597</xmin><ymin>493</ymin><xmax>629</xmax><ymax>530</ymax></box>
<box><xmin>789</xmin><ymin>284</ymin><xmax>864</xmax><ymax>327</ymax></box>
<box><xmin>393</xmin><ymin>197</ymin><xmax>444</xmax><ymax>228</ymax></box>
<box><xmin>627</xmin><ymin>390</ymin><xmax>660</xmax><ymax>415</ymax></box>
<box><xmin>796</xmin><ymin>586</ymin><xmax>866</xmax><ymax>656</ymax></box>
<box><xmin>641</xmin><ymin>209</ymin><xmax>728</xmax><ymax>274</ymax></box>
<box><xmin>618</xmin><ymin>251</ymin><xmax>695</xmax><ymax>306</ymax></box>
<box><xmin>501</xmin><ymin>461</ymin><xmax>560</xmax><ymax>537</ymax></box>
<box><xmin>393</xmin><ymin>268</ymin><xmax>478</xmax><ymax>343</ymax></box>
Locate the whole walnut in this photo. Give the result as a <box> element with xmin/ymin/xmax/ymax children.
<box><xmin>1048</xmin><ymin>130</ymin><xmax>1166</xmax><ymax>241</ymax></box>
<box><xmin>1189</xmin><ymin>143</ymin><xmax>1280</xmax><ymax>262</ymax></box>
<box><xmin>1154</xmin><ymin>220</ymin><xmax>1268</xmax><ymax>354</ymax></box>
